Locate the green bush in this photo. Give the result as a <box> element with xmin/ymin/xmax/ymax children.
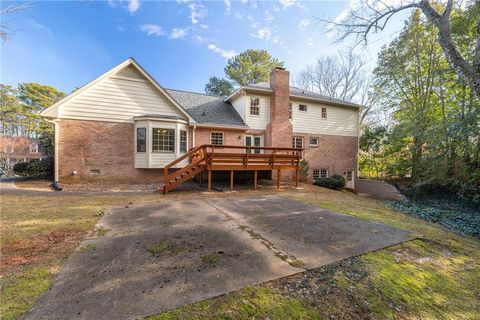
<box><xmin>313</xmin><ymin>174</ymin><xmax>345</xmax><ymax>190</ymax></box>
<box><xmin>298</xmin><ymin>159</ymin><xmax>309</xmax><ymax>182</ymax></box>
<box><xmin>406</xmin><ymin>174</ymin><xmax>480</xmax><ymax>206</ymax></box>
<box><xmin>12</xmin><ymin>158</ymin><xmax>53</xmax><ymax>179</ymax></box>
<box><xmin>13</xmin><ymin>162</ymin><xmax>30</xmax><ymax>176</ymax></box>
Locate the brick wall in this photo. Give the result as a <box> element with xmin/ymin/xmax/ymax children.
<box><xmin>297</xmin><ymin>133</ymin><xmax>358</xmax><ymax>182</ymax></box>
<box><xmin>266</xmin><ymin>68</ymin><xmax>293</xmax><ymax>149</ymax></box>
<box><xmin>58</xmin><ymin>119</ymin><xmax>163</xmax><ymax>183</ymax></box>
<box><xmin>192</xmin><ymin>127</ymin><xmax>245</xmax><ymax>147</ymax></box>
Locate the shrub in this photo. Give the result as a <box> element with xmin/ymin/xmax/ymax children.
<box><xmin>13</xmin><ymin>162</ymin><xmax>30</xmax><ymax>176</ymax></box>
<box><xmin>314</xmin><ymin>174</ymin><xmax>345</xmax><ymax>190</ymax></box>
<box><xmin>12</xmin><ymin>158</ymin><xmax>53</xmax><ymax>179</ymax></box>
<box><xmin>298</xmin><ymin>159</ymin><xmax>309</xmax><ymax>182</ymax></box>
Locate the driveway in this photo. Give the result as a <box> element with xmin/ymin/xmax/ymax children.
<box><xmin>24</xmin><ymin>195</ymin><xmax>415</xmax><ymax>320</ymax></box>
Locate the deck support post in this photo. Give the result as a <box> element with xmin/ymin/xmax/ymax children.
<box><xmin>254</xmin><ymin>170</ymin><xmax>258</xmax><ymax>191</ymax></box>
<box><xmin>208</xmin><ymin>170</ymin><xmax>212</xmax><ymax>192</ymax></box>
<box><xmin>277</xmin><ymin>169</ymin><xmax>281</xmax><ymax>189</ymax></box>
<box><xmin>230</xmin><ymin>171</ymin><xmax>234</xmax><ymax>191</ymax></box>
<box><xmin>295</xmin><ymin>168</ymin><xmax>299</xmax><ymax>188</ymax></box>
<box><xmin>199</xmin><ymin>170</ymin><xmax>203</xmax><ymax>186</ymax></box>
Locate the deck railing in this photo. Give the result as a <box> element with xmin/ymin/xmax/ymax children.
<box><xmin>163</xmin><ymin>144</ymin><xmax>302</xmax><ymax>193</ymax></box>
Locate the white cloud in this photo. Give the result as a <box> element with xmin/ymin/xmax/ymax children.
<box><xmin>307</xmin><ymin>38</ymin><xmax>314</xmax><ymax>46</ymax></box>
<box><xmin>278</xmin><ymin>0</ymin><xmax>296</xmax><ymax>9</ymax></box>
<box><xmin>207</xmin><ymin>44</ymin><xmax>236</xmax><ymax>59</ymax></box>
<box><xmin>251</xmin><ymin>26</ymin><xmax>272</xmax><ymax>40</ymax></box>
<box><xmin>188</xmin><ymin>3</ymin><xmax>206</xmax><ymax>24</ymax></box>
<box><xmin>298</xmin><ymin>18</ymin><xmax>310</xmax><ymax>29</ymax></box>
<box><xmin>170</xmin><ymin>28</ymin><xmax>188</xmax><ymax>39</ymax></box>
<box><xmin>127</xmin><ymin>0</ymin><xmax>140</xmax><ymax>13</ymax></box>
<box><xmin>140</xmin><ymin>24</ymin><xmax>165</xmax><ymax>36</ymax></box>
<box><xmin>107</xmin><ymin>0</ymin><xmax>140</xmax><ymax>14</ymax></box>
<box><xmin>116</xmin><ymin>26</ymin><xmax>125</xmax><ymax>31</ymax></box>
<box><xmin>224</xmin><ymin>0</ymin><xmax>232</xmax><ymax>13</ymax></box>
<box><xmin>272</xmin><ymin>36</ymin><xmax>283</xmax><ymax>45</ymax></box>
<box><xmin>265</xmin><ymin>10</ymin><xmax>274</xmax><ymax>23</ymax></box>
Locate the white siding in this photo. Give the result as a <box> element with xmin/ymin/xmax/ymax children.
<box><xmin>60</xmin><ymin>76</ymin><xmax>186</xmax><ymax>123</ymax></box>
<box><xmin>244</xmin><ymin>94</ymin><xmax>270</xmax><ymax>130</ymax></box>
<box><xmin>291</xmin><ymin>100</ymin><xmax>358</xmax><ymax>137</ymax></box>
<box><xmin>230</xmin><ymin>95</ymin><xmax>246</xmax><ymax>122</ymax></box>
<box><xmin>135</xmin><ymin>120</ymin><xmax>189</xmax><ymax>169</ymax></box>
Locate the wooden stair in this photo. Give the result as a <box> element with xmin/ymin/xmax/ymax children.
<box><xmin>163</xmin><ymin>146</ymin><xmax>206</xmax><ymax>194</ymax></box>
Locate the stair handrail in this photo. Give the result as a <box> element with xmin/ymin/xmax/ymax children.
<box><xmin>164</xmin><ymin>145</ymin><xmax>205</xmax><ymax>185</ymax></box>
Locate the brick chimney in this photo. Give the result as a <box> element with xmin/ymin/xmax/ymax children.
<box><xmin>265</xmin><ymin>67</ymin><xmax>293</xmax><ymax>148</ymax></box>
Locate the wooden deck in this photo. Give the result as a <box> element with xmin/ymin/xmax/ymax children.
<box><xmin>163</xmin><ymin>145</ymin><xmax>302</xmax><ymax>194</ymax></box>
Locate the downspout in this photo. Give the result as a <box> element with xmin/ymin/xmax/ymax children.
<box><xmin>46</xmin><ymin>119</ymin><xmax>62</xmax><ymax>191</ymax></box>
<box><xmin>192</xmin><ymin>125</ymin><xmax>196</xmax><ymax>147</ymax></box>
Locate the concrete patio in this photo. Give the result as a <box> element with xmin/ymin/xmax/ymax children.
<box><xmin>24</xmin><ymin>195</ymin><xmax>415</xmax><ymax>320</ymax></box>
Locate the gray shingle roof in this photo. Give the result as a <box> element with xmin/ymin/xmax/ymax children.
<box><xmin>246</xmin><ymin>82</ymin><xmax>362</xmax><ymax>108</ymax></box>
<box><xmin>166</xmin><ymin>89</ymin><xmax>247</xmax><ymax>127</ymax></box>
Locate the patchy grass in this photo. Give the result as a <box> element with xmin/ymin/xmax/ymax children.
<box><xmin>155</xmin><ymin>185</ymin><xmax>479</xmax><ymax>319</ymax></box>
<box><xmin>2</xmin><ymin>184</ymin><xmax>479</xmax><ymax>319</ymax></box>
<box><xmin>147</xmin><ymin>287</ymin><xmax>320</xmax><ymax>320</ymax></box>
<box><xmin>96</xmin><ymin>227</ymin><xmax>110</xmax><ymax>237</ymax></box>
<box><xmin>0</xmin><ymin>266</ymin><xmax>53</xmax><ymax>320</ymax></box>
<box><xmin>148</xmin><ymin>241</ymin><xmax>184</xmax><ymax>257</ymax></box>
<box><xmin>13</xmin><ymin>179</ymin><xmax>52</xmax><ymax>190</ymax></box>
<box><xmin>0</xmin><ymin>193</ymin><xmax>163</xmax><ymax>319</ymax></box>
<box><xmin>289</xmin><ymin>259</ymin><xmax>305</xmax><ymax>268</ymax></box>
<box><xmin>79</xmin><ymin>244</ymin><xmax>96</xmax><ymax>253</ymax></box>
<box><xmin>200</xmin><ymin>253</ymin><xmax>219</xmax><ymax>264</ymax></box>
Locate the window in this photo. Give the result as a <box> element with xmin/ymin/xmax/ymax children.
<box><xmin>309</xmin><ymin>137</ymin><xmax>319</xmax><ymax>147</ymax></box>
<box><xmin>292</xmin><ymin>136</ymin><xmax>303</xmax><ymax>149</ymax></box>
<box><xmin>320</xmin><ymin>169</ymin><xmax>328</xmax><ymax>178</ymax></box>
<box><xmin>250</xmin><ymin>97</ymin><xmax>260</xmax><ymax>116</ymax></box>
<box><xmin>321</xmin><ymin>107</ymin><xmax>327</xmax><ymax>119</ymax></box>
<box><xmin>211</xmin><ymin>132</ymin><xmax>224</xmax><ymax>145</ymax></box>
<box><xmin>299</xmin><ymin>104</ymin><xmax>307</xmax><ymax>112</ymax></box>
<box><xmin>289</xmin><ymin>102</ymin><xmax>292</xmax><ymax>120</ymax></box>
<box><xmin>180</xmin><ymin>130</ymin><xmax>187</xmax><ymax>153</ymax></box>
<box><xmin>152</xmin><ymin>128</ymin><xmax>175</xmax><ymax>152</ymax></box>
<box><xmin>346</xmin><ymin>171</ymin><xmax>353</xmax><ymax>181</ymax></box>
<box><xmin>312</xmin><ymin>169</ymin><xmax>320</xmax><ymax>181</ymax></box>
<box><xmin>136</xmin><ymin>128</ymin><xmax>146</xmax><ymax>152</ymax></box>
<box><xmin>30</xmin><ymin>144</ymin><xmax>39</xmax><ymax>154</ymax></box>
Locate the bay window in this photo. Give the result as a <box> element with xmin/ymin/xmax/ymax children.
<box><xmin>152</xmin><ymin>128</ymin><xmax>175</xmax><ymax>152</ymax></box>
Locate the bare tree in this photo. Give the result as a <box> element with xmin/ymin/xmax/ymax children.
<box><xmin>1</xmin><ymin>2</ymin><xmax>31</xmax><ymax>42</ymax></box>
<box><xmin>295</xmin><ymin>49</ymin><xmax>377</xmax><ymax>123</ymax></box>
<box><xmin>328</xmin><ymin>0</ymin><xmax>480</xmax><ymax>99</ymax></box>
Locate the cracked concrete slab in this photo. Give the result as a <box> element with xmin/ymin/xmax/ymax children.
<box><xmin>24</xmin><ymin>196</ymin><xmax>414</xmax><ymax>320</ymax></box>
<box><xmin>208</xmin><ymin>195</ymin><xmax>416</xmax><ymax>269</ymax></box>
<box><xmin>23</xmin><ymin>200</ymin><xmax>299</xmax><ymax>320</ymax></box>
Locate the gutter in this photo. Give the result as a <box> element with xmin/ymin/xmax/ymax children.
<box><xmin>191</xmin><ymin>123</ymin><xmax>249</xmax><ymax>130</ymax></box>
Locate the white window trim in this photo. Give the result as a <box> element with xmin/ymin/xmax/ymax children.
<box><xmin>299</xmin><ymin>104</ymin><xmax>308</xmax><ymax>112</ymax></box>
<box><xmin>321</xmin><ymin>107</ymin><xmax>327</xmax><ymax>119</ymax></box>
<box><xmin>152</xmin><ymin>128</ymin><xmax>175</xmax><ymax>153</ymax></box>
<box><xmin>210</xmin><ymin>131</ymin><xmax>224</xmax><ymax>145</ymax></box>
<box><xmin>135</xmin><ymin>127</ymin><xmax>147</xmax><ymax>153</ymax></box>
<box><xmin>249</xmin><ymin>97</ymin><xmax>260</xmax><ymax>116</ymax></box>
<box><xmin>320</xmin><ymin>169</ymin><xmax>329</xmax><ymax>178</ymax></box>
<box><xmin>309</xmin><ymin>137</ymin><xmax>319</xmax><ymax>147</ymax></box>
<box><xmin>293</xmin><ymin>136</ymin><xmax>304</xmax><ymax>149</ymax></box>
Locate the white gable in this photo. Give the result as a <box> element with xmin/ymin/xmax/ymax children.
<box><xmin>42</xmin><ymin>59</ymin><xmax>193</xmax><ymax>123</ymax></box>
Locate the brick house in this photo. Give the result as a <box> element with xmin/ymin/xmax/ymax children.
<box><xmin>41</xmin><ymin>58</ymin><xmax>360</xmax><ymax>188</ymax></box>
<box><xmin>0</xmin><ymin>136</ymin><xmax>44</xmax><ymax>173</ymax></box>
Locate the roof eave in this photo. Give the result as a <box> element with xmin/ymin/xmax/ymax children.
<box><xmin>289</xmin><ymin>94</ymin><xmax>364</xmax><ymax>109</ymax></box>
<box><xmin>192</xmin><ymin>123</ymin><xmax>249</xmax><ymax>130</ymax></box>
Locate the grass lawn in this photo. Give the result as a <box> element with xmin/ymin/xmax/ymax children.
<box><xmin>1</xmin><ymin>185</ymin><xmax>479</xmax><ymax>319</ymax></box>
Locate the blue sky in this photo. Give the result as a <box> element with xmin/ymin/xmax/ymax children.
<box><xmin>1</xmin><ymin>0</ymin><xmax>407</xmax><ymax>95</ymax></box>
